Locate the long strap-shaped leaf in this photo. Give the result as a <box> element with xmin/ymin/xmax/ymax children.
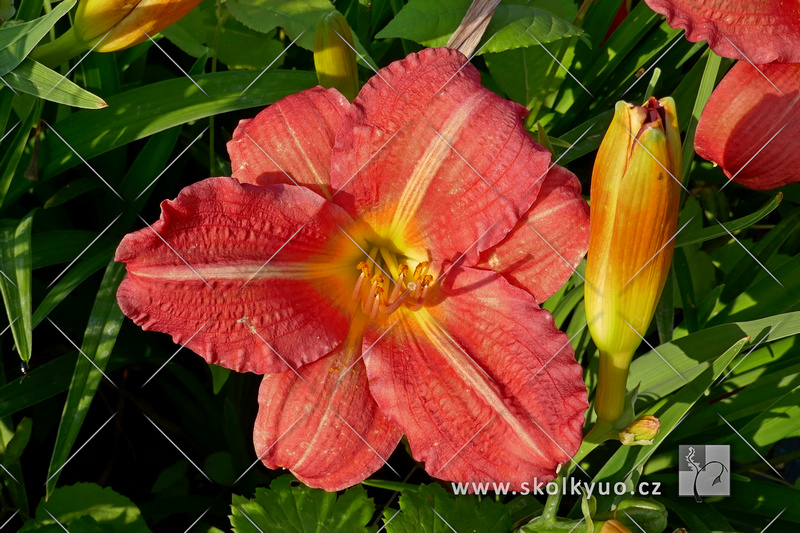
<box><xmin>45</xmin><ymin>261</ymin><xmax>125</xmax><ymax>498</ymax></box>
<box><xmin>0</xmin><ymin>211</ymin><xmax>34</xmax><ymax>366</ymax></box>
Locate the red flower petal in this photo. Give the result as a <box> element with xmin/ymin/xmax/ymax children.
<box><xmin>362</xmin><ymin>267</ymin><xmax>587</xmax><ymax>489</ymax></box>
<box><xmin>695</xmin><ymin>62</ymin><xmax>800</xmax><ymax>190</ymax></box>
<box><xmin>227</xmin><ymin>87</ymin><xmax>350</xmax><ymax>199</ymax></box>
<box><xmin>115</xmin><ymin>177</ymin><xmax>362</xmax><ymax>374</ymax></box>
<box><xmin>475</xmin><ymin>165</ymin><xmax>589</xmax><ymax>303</ymax></box>
<box><xmin>330</xmin><ymin>48</ymin><xmax>551</xmax><ymax>270</ymax></box>
<box><xmin>644</xmin><ymin>0</ymin><xmax>800</xmax><ymax>63</ymax></box>
<box><xmin>253</xmin><ymin>319</ymin><xmax>402</xmax><ymax>491</ymax></box>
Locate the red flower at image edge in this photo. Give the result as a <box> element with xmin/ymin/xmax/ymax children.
<box><xmin>644</xmin><ymin>0</ymin><xmax>800</xmax><ymax>190</ymax></box>
<box><xmin>115</xmin><ymin>48</ymin><xmax>590</xmax><ymax>491</ymax></box>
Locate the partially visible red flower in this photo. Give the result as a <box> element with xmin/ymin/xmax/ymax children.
<box><xmin>115</xmin><ymin>48</ymin><xmax>590</xmax><ymax>491</ymax></box>
<box><xmin>644</xmin><ymin>0</ymin><xmax>800</xmax><ymax>190</ymax></box>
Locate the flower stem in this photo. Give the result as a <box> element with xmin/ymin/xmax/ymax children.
<box><xmin>29</xmin><ymin>27</ymin><xmax>90</xmax><ymax>69</ymax></box>
<box><xmin>594</xmin><ymin>349</ymin><xmax>633</xmax><ymax>423</ymax></box>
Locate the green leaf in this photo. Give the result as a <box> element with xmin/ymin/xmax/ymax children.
<box><xmin>2</xmin><ymin>416</ymin><xmax>32</xmax><ymax>463</ymax></box>
<box><xmin>590</xmin><ymin>336</ymin><xmax>748</xmax><ymax>512</ymax></box>
<box><xmin>2</xmin><ymin>58</ymin><xmax>108</xmax><ymax>108</ymax></box>
<box><xmin>376</xmin><ymin>0</ymin><xmax>584</xmax><ymax>53</ymax></box>
<box><xmin>22</xmin><ymin>483</ymin><xmax>152</xmax><ymax>532</ymax></box>
<box><xmin>675</xmin><ymin>193</ymin><xmax>782</xmax><ymax>248</ymax></box>
<box><xmin>40</xmin><ymin>69</ymin><xmax>317</xmax><ymax>179</ymax></box>
<box><xmin>209</xmin><ymin>364</ymin><xmax>230</xmax><ymax>395</ymax></box>
<box><xmin>163</xmin><ymin>0</ymin><xmax>286</xmax><ymax>70</ymax></box>
<box><xmin>0</xmin><ymin>210</ymin><xmax>34</xmax><ymax>365</ymax></box>
<box><xmin>0</xmin><ymin>96</ymin><xmax>41</xmax><ymax>212</ymax></box>
<box><xmin>383</xmin><ymin>483</ymin><xmax>512</xmax><ymax>533</ymax></box>
<box><xmin>0</xmin><ymin>0</ymin><xmax>76</xmax><ymax>76</ymax></box>
<box><xmin>230</xmin><ymin>475</ymin><xmax>374</xmax><ymax>532</ymax></box>
<box><xmin>628</xmin><ymin>311</ymin><xmax>800</xmax><ymax>405</ymax></box>
<box><xmin>681</xmin><ymin>50</ymin><xmax>722</xmax><ymax>185</ymax></box>
<box><xmin>45</xmin><ymin>262</ymin><xmax>126</xmax><ymax>498</ymax></box>
<box><xmin>0</xmin><ymin>352</ymin><xmax>78</xmax><ymax>417</ymax></box>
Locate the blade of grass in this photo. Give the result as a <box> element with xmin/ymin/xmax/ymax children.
<box><xmin>681</xmin><ymin>50</ymin><xmax>723</xmax><ymax>188</ymax></box>
<box><xmin>45</xmin><ymin>261</ymin><xmax>126</xmax><ymax>498</ymax></box>
<box><xmin>675</xmin><ymin>193</ymin><xmax>782</xmax><ymax>248</ymax></box>
<box><xmin>2</xmin><ymin>58</ymin><xmax>108</xmax><ymax>109</ymax></box>
<box><xmin>0</xmin><ymin>211</ymin><xmax>34</xmax><ymax>366</ymax></box>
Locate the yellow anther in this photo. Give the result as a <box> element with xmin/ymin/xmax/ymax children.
<box><xmin>357</xmin><ymin>261</ymin><xmax>371</xmax><ymax>277</ymax></box>
<box><xmin>397</xmin><ymin>264</ymin><xmax>409</xmax><ymax>277</ymax></box>
<box><xmin>413</xmin><ymin>262</ymin><xmax>429</xmax><ymax>279</ymax></box>
<box><xmin>421</xmin><ymin>274</ymin><xmax>433</xmax><ymax>287</ymax></box>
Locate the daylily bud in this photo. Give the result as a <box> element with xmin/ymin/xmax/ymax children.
<box><xmin>597</xmin><ymin>520</ymin><xmax>632</xmax><ymax>533</ymax></box>
<box><xmin>585</xmin><ymin>97</ymin><xmax>681</xmax><ymax>422</ymax></box>
<box><xmin>620</xmin><ymin>415</ymin><xmax>660</xmax><ymax>445</ymax></box>
<box><xmin>74</xmin><ymin>0</ymin><xmax>202</xmax><ymax>52</ymax></box>
<box><xmin>314</xmin><ymin>11</ymin><xmax>359</xmax><ymax>102</ymax></box>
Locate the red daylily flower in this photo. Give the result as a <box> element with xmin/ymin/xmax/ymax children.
<box><xmin>644</xmin><ymin>0</ymin><xmax>800</xmax><ymax>190</ymax></box>
<box><xmin>115</xmin><ymin>48</ymin><xmax>590</xmax><ymax>491</ymax></box>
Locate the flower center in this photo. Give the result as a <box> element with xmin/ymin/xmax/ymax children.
<box><xmin>351</xmin><ymin>248</ymin><xmax>434</xmax><ymax>320</ymax></box>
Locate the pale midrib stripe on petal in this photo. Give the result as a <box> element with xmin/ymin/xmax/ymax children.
<box><xmin>389</xmin><ymin>91</ymin><xmax>489</xmax><ymax>241</ymax></box>
<box><xmin>130</xmin><ymin>261</ymin><xmax>336</xmax><ymax>281</ymax></box>
<box><xmin>413</xmin><ymin>311</ymin><xmax>548</xmax><ymax>462</ymax></box>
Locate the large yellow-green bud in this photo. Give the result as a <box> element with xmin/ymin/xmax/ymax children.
<box><xmin>586</xmin><ymin>97</ymin><xmax>681</xmax><ymax>423</ymax></box>
<box><xmin>313</xmin><ymin>11</ymin><xmax>359</xmax><ymax>101</ymax></box>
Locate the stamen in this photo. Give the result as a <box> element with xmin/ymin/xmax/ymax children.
<box><xmin>370</xmin><ymin>288</ymin><xmax>383</xmax><ymax>320</ymax></box>
<box><xmin>407</xmin><ymin>275</ymin><xmax>433</xmax><ymax>312</ymax></box>
<box><xmin>413</xmin><ymin>262</ymin><xmax>429</xmax><ymax>280</ymax></box>
<box><xmin>388</xmin><ymin>263</ymin><xmax>409</xmax><ymax>303</ymax></box>
<box><xmin>380</xmin><ymin>287</ymin><xmax>413</xmax><ymax>314</ymax></box>
<box><xmin>352</xmin><ymin>261</ymin><xmax>371</xmax><ymax>301</ymax></box>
